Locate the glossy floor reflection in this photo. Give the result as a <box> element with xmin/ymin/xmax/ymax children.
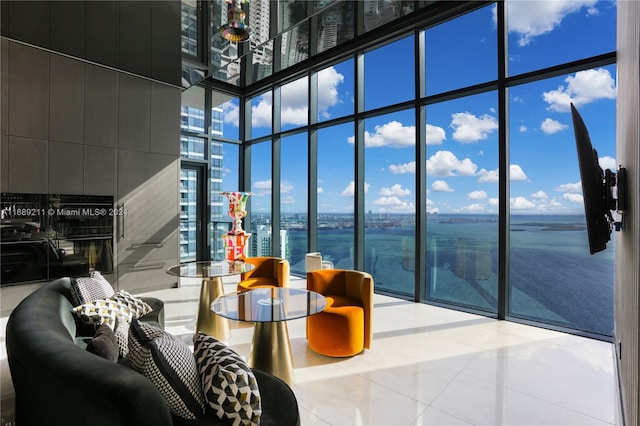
<box><xmin>148</xmin><ymin>275</ymin><xmax>620</xmax><ymax>426</ymax></box>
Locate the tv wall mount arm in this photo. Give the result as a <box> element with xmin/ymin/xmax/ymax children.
<box><xmin>606</xmin><ymin>166</ymin><xmax>626</xmax><ymax>231</ymax></box>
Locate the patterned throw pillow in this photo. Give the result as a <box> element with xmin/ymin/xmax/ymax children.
<box><xmin>70</xmin><ymin>271</ymin><xmax>114</xmax><ymax>306</ymax></box>
<box><xmin>113</xmin><ymin>316</ymin><xmax>130</xmax><ymax>358</ymax></box>
<box><xmin>112</xmin><ymin>290</ymin><xmax>154</xmax><ymax>317</ymax></box>
<box><xmin>193</xmin><ymin>332</ymin><xmax>261</xmax><ymax>426</ymax></box>
<box><xmin>72</xmin><ymin>290</ymin><xmax>152</xmax><ymax>330</ymax></box>
<box><xmin>128</xmin><ymin>319</ymin><xmax>206</xmax><ymax>420</ymax></box>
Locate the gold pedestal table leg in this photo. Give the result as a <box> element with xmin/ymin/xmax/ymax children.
<box><xmin>250</xmin><ymin>321</ymin><xmax>295</xmax><ymax>386</ymax></box>
<box><xmin>196</xmin><ymin>277</ymin><xmax>230</xmax><ymax>342</ymax></box>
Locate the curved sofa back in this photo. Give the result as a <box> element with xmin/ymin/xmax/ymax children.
<box><xmin>6</xmin><ymin>278</ymin><xmax>173</xmax><ymax>426</ymax></box>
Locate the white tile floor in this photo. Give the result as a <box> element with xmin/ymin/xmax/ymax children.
<box><xmin>142</xmin><ymin>275</ymin><xmax>621</xmax><ymax>426</ymax></box>
<box><xmin>1</xmin><ymin>276</ymin><xmax>621</xmax><ymax>426</ymax></box>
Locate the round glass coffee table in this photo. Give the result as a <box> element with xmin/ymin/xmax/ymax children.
<box><xmin>212</xmin><ymin>287</ymin><xmax>326</xmax><ymax>385</ymax></box>
<box><xmin>166</xmin><ymin>261</ymin><xmax>254</xmax><ymax>342</ymax></box>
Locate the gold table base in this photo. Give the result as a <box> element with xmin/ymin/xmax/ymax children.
<box><xmin>196</xmin><ymin>277</ymin><xmax>230</xmax><ymax>342</ymax></box>
<box><xmin>249</xmin><ymin>321</ymin><xmax>295</xmax><ymax>385</ymax></box>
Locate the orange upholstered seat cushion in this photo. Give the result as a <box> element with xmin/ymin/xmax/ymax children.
<box><xmin>307</xmin><ymin>295</ymin><xmax>364</xmax><ymax>357</ymax></box>
<box><xmin>237</xmin><ymin>277</ymin><xmax>279</xmax><ymax>292</ymax></box>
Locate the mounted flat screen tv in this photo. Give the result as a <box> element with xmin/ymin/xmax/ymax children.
<box><xmin>570</xmin><ymin>103</ymin><xmax>624</xmax><ymax>254</ymax></box>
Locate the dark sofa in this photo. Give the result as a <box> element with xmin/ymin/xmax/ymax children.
<box><xmin>6</xmin><ymin>278</ymin><xmax>301</xmax><ymax>426</ymax></box>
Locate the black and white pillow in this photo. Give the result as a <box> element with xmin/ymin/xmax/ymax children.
<box><xmin>72</xmin><ymin>290</ymin><xmax>152</xmax><ymax>330</ymax></box>
<box><xmin>113</xmin><ymin>316</ymin><xmax>130</xmax><ymax>358</ymax></box>
<box><xmin>111</xmin><ymin>290</ymin><xmax>154</xmax><ymax>317</ymax></box>
<box><xmin>128</xmin><ymin>319</ymin><xmax>205</xmax><ymax>420</ymax></box>
<box><xmin>70</xmin><ymin>271</ymin><xmax>114</xmax><ymax>306</ymax></box>
<box><xmin>193</xmin><ymin>332</ymin><xmax>261</xmax><ymax>426</ymax></box>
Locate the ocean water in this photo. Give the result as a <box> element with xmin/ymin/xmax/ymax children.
<box><xmin>285</xmin><ymin>214</ymin><xmax>614</xmax><ymax>337</ymax></box>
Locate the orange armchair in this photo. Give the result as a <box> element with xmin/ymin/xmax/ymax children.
<box><xmin>237</xmin><ymin>257</ymin><xmax>290</xmax><ymax>293</ymax></box>
<box><xmin>306</xmin><ymin>269</ymin><xmax>373</xmax><ymax>357</ymax></box>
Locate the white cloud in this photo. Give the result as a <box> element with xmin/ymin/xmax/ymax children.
<box><xmin>489</xmin><ymin>198</ymin><xmax>499</xmax><ymax>206</ymax></box>
<box><xmin>555</xmin><ymin>182</ymin><xmax>582</xmax><ymax>193</ymax></box>
<box><xmin>497</xmin><ymin>0</ymin><xmax>598</xmax><ymax>47</ymax></box>
<box><xmin>222</xmin><ymin>100</ymin><xmax>240</xmax><ymax>127</ymax></box>
<box><xmin>477</xmin><ymin>168</ymin><xmax>498</xmax><ymax>183</ymax></box>
<box><xmin>540</xmin><ymin>118</ymin><xmax>568</xmax><ymax>135</ymax></box>
<box><xmin>380</xmin><ymin>184</ymin><xmax>411</xmax><ymax>197</ymax></box>
<box><xmin>317</xmin><ymin>67</ymin><xmax>345</xmax><ymax>119</ymax></box>
<box><xmin>246</xmin><ymin>68</ymin><xmax>344</xmax><ymax>127</ymax></box>
<box><xmin>461</xmin><ymin>203</ymin><xmax>486</xmax><ymax>213</ymax></box>
<box><xmin>280</xmin><ymin>182</ymin><xmax>293</xmax><ymax>193</ymax></box>
<box><xmin>341</xmin><ymin>181</ymin><xmax>370</xmax><ymax>197</ymax></box>
<box><xmin>511</xmin><ymin>196</ymin><xmax>536</xmax><ymax>210</ymax></box>
<box><xmin>251</xmin><ymin>92</ymin><xmax>273</xmax><ymax>128</ymax></box>
<box><xmin>426</xmin><ymin>124</ymin><xmax>447</xmax><ymax>145</ymax></box>
<box><xmin>389</xmin><ymin>161</ymin><xmax>416</xmax><ymax>174</ymax></box>
<box><xmin>599</xmin><ymin>156</ymin><xmax>617</xmax><ymax>171</ymax></box>
<box><xmin>253</xmin><ymin>180</ymin><xmax>271</xmax><ymax>189</ymax></box>
<box><xmin>317</xmin><ymin>187</ymin><xmax>324</xmax><ymax>194</ymax></box>
<box><xmin>519</xmin><ymin>125</ymin><xmax>528</xmax><ymax>132</ymax></box>
<box><xmin>432</xmin><ymin>180</ymin><xmax>454</xmax><ymax>192</ymax></box>
<box><xmin>350</xmin><ymin>121</ymin><xmax>415</xmax><ymax>148</ymax></box>
<box><xmin>450</xmin><ymin>112</ymin><xmax>498</xmax><ymax>143</ymax></box>
<box><xmin>252</xmin><ymin>179</ymin><xmax>271</xmax><ymax>197</ymax></box>
<box><xmin>372</xmin><ymin>197</ymin><xmax>415</xmax><ymax>212</ymax></box>
<box><xmin>373</xmin><ymin>196</ymin><xmax>401</xmax><ymax>206</ymax></box>
<box><xmin>280</xmin><ymin>77</ymin><xmax>309</xmax><ymax>126</ymax></box>
<box><xmin>477</xmin><ymin>164</ymin><xmax>528</xmax><ymax>183</ymax></box>
<box><xmin>281</xmin><ymin>195</ymin><xmax>295</xmax><ymax>204</ymax></box>
<box><xmin>563</xmin><ymin>193</ymin><xmax>584</xmax><ymax>203</ymax></box>
<box><xmin>510</xmin><ymin>164</ymin><xmax>528</xmax><ymax>181</ymax></box>
<box><xmin>468</xmin><ymin>190</ymin><xmax>488</xmax><ymax>200</ymax></box>
<box><xmin>531</xmin><ymin>190</ymin><xmax>548</xmax><ymax>199</ymax></box>
<box><xmin>543</xmin><ymin>68</ymin><xmax>616</xmax><ymax>112</ymax></box>
<box><xmin>426</xmin><ymin>151</ymin><xmax>478</xmax><ymax>177</ymax></box>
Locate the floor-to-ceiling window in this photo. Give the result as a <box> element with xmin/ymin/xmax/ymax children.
<box><xmin>505</xmin><ymin>0</ymin><xmax>617</xmax><ymax>334</ymax></box>
<box><xmin>192</xmin><ymin>0</ymin><xmax>616</xmax><ymax>339</ymax></box>
<box><xmin>317</xmin><ymin>122</ymin><xmax>355</xmax><ymax>270</ymax></box>
<box><xmin>422</xmin><ymin>5</ymin><xmax>500</xmax><ymax>316</ymax></box>
<box><xmin>363</xmin><ymin>109</ymin><xmax>416</xmax><ymax>297</ymax></box>
<box><xmin>249</xmin><ymin>141</ymin><xmax>273</xmax><ymax>257</ymax></box>
<box><xmin>281</xmin><ymin>131</ymin><xmax>308</xmax><ymax>273</ymax></box>
<box><xmin>424</xmin><ymin>91</ymin><xmax>500</xmax><ymax>313</ymax></box>
<box><xmin>180</xmin><ymin>86</ymin><xmax>241</xmax><ymax>262</ymax></box>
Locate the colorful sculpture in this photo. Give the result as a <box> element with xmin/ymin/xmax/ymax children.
<box><xmin>221</xmin><ymin>191</ymin><xmax>252</xmax><ymax>262</ymax></box>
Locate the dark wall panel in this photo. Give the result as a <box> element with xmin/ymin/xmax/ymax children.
<box><xmin>5</xmin><ymin>1</ymin><xmax>50</xmax><ymax>48</ymax></box>
<box><xmin>84</xmin><ymin>64</ymin><xmax>118</xmax><ymax>148</ymax></box>
<box><xmin>118</xmin><ymin>75</ymin><xmax>151</xmax><ymax>152</ymax></box>
<box><xmin>151</xmin><ymin>2</ymin><xmax>181</xmax><ymax>87</ymax></box>
<box><xmin>48</xmin><ymin>141</ymin><xmax>84</xmax><ymax>194</ymax></box>
<box><xmin>119</xmin><ymin>2</ymin><xmax>152</xmax><ymax>79</ymax></box>
<box><xmin>2</xmin><ymin>1</ymin><xmax>180</xmax><ymax>87</ymax></box>
<box><xmin>50</xmin><ymin>55</ymin><xmax>85</xmax><ymax>144</ymax></box>
<box><xmin>1</xmin><ymin>1</ymin><xmax>8</xmax><ymax>40</ymax></box>
<box><xmin>85</xmin><ymin>1</ymin><xmax>118</xmax><ymax>68</ymax></box>
<box><xmin>50</xmin><ymin>1</ymin><xmax>86</xmax><ymax>59</ymax></box>
<box><xmin>8</xmin><ymin>136</ymin><xmax>48</xmax><ymax>193</ymax></box>
<box><xmin>8</xmin><ymin>43</ymin><xmax>49</xmax><ymax>141</ymax></box>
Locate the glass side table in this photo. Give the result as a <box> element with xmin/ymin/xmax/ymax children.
<box><xmin>166</xmin><ymin>261</ymin><xmax>254</xmax><ymax>341</ymax></box>
<box><xmin>212</xmin><ymin>287</ymin><xmax>326</xmax><ymax>385</ymax></box>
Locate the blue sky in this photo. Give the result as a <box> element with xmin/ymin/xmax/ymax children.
<box><xmin>223</xmin><ymin>0</ymin><xmax>617</xmax><ymax>216</ymax></box>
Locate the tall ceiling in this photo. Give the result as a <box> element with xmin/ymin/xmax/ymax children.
<box><xmin>182</xmin><ymin>0</ymin><xmax>481</xmax><ymax>94</ymax></box>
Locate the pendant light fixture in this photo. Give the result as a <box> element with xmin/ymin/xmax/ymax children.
<box><xmin>220</xmin><ymin>0</ymin><xmax>252</xmax><ymax>43</ymax></box>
